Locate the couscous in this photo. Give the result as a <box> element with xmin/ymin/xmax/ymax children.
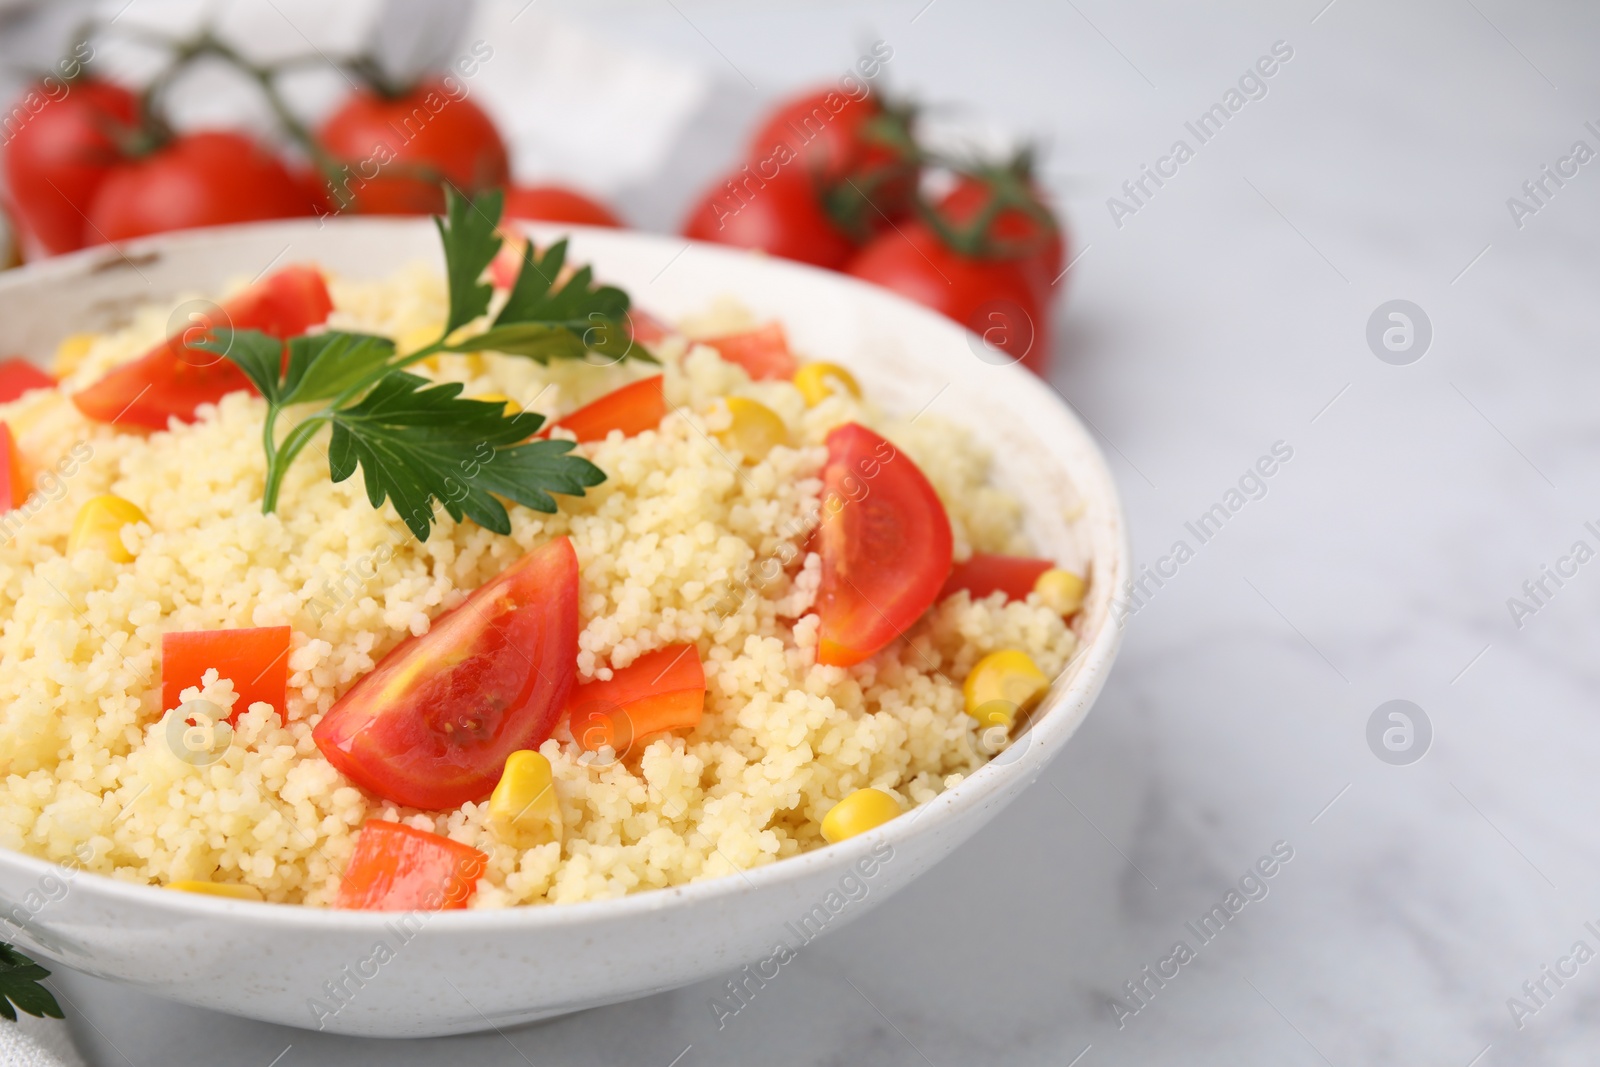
<box><xmin>0</xmin><ymin>194</ymin><xmax>1087</xmax><ymax>909</ymax></box>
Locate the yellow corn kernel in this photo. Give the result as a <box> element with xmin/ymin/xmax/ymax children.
<box><xmin>792</xmin><ymin>362</ymin><xmax>861</xmax><ymax>406</ymax></box>
<box><xmin>168</xmin><ymin>880</ymin><xmax>263</xmax><ymax>902</ymax></box>
<box><xmin>1034</xmin><ymin>568</ymin><xmax>1086</xmax><ymax>616</ymax></box>
<box><xmin>54</xmin><ymin>332</ymin><xmax>97</xmax><ymax>376</ymax></box>
<box><xmin>715</xmin><ymin>397</ymin><xmax>788</xmax><ymax>462</ymax></box>
<box><xmin>963</xmin><ymin>649</ymin><xmax>1050</xmax><ymax>730</ymax></box>
<box><xmin>474</xmin><ymin>392</ymin><xmax>521</xmax><ymax>417</ymax></box>
<box><xmin>68</xmin><ymin>494</ymin><xmax>147</xmax><ymax>563</ymax></box>
<box><xmin>821</xmin><ymin>787</ymin><xmax>901</xmax><ymax>844</ymax></box>
<box><xmin>489</xmin><ymin>750</ymin><xmax>562</xmax><ymax>846</ymax></box>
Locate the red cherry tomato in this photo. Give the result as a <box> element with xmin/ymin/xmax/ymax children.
<box><xmin>72</xmin><ymin>264</ymin><xmax>333</xmax><ymax>429</ymax></box>
<box><xmin>547</xmin><ymin>375</ymin><xmax>666</xmax><ymax>443</ymax></box>
<box><xmin>85</xmin><ymin>131</ymin><xmax>314</xmax><ymax>244</ymax></box>
<box><xmin>814</xmin><ymin>423</ymin><xmax>952</xmax><ymax>667</ymax></box>
<box><xmin>682</xmin><ymin>161</ymin><xmax>855</xmax><ymax>270</ymax></box>
<box><xmin>1</xmin><ymin>79</ymin><xmax>137</xmax><ymax>258</ymax></box>
<box><xmin>316</xmin><ymin>79</ymin><xmax>509</xmax><ymax>215</ymax></box>
<box><xmin>702</xmin><ymin>322</ymin><xmax>797</xmax><ymax>381</ymax></box>
<box><xmin>935</xmin><ymin>172</ymin><xmax>1065</xmax><ymax>305</ymax></box>
<box><xmin>313</xmin><ymin>537</ymin><xmax>580</xmax><ymax>810</ymax></box>
<box><xmin>569</xmin><ymin>643</ymin><xmax>705</xmax><ymax>755</ymax></box>
<box><xmin>846</xmin><ymin>220</ymin><xmax>1050</xmax><ymax>375</ymax></box>
<box><xmin>939</xmin><ymin>553</ymin><xmax>1053</xmax><ymax>602</ymax></box>
<box><xmin>0</xmin><ymin>358</ymin><xmax>55</xmax><ymax>403</ymax></box>
<box><xmin>504</xmin><ymin>184</ymin><xmax>623</xmax><ymax>228</ymax></box>
<box><xmin>335</xmin><ymin>820</ymin><xmax>487</xmax><ymax>911</ymax></box>
<box><xmin>289</xmin><ymin>164</ymin><xmax>335</xmax><ymax>216</ymax></box>
<box><xmin>0</xmin><ymin>422</ymin><xmax>26</xmax><ymax>510</ymax></box>
<box><xmin>747</xmin><ymin>86</ymin><xmax>918</xmax><ymax>231</ymax></box>
<box><xmin>161</xmin><ymin>626</ymin><xmax>291</xmax><ymax>724</ymax></box>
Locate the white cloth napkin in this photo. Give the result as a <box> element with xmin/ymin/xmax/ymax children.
<box><xmin>0</xmin><ymin>1016</ymin><xmax>85</xmax><ymax>1067</ymax></box>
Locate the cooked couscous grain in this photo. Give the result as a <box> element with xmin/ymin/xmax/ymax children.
<box><xmin>0</xmin><ymin>264</ymin><xmax>1082</xmax><ymax>907</ymax></box>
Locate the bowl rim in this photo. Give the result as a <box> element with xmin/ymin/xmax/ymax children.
<box><xmin>0</xmin><ymin>216</ymin><xmax>1130</xmax><ymax>931</ymax></box>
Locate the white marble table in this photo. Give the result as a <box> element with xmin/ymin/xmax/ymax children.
<box><xmin>34</xmin><ymin>0</ymin><xmax>1600</xmax><ymax>1063</ymax></box>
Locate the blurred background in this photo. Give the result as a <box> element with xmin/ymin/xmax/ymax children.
<box><xmin>4</xmin><ymin>0</ymin><xmax>1600</xmax><ymax>1064</ymax></box>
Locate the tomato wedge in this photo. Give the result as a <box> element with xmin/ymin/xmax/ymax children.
<box><xmin>335</xmin><ymin>820</ymin><xmax>487</xmax><ymax>911</ymax></box>
<box><xmin>0</xmin><ymin>423</ymin><xmax>26</xmax><ymax>510</ymax></box>
<box><xmin>313</xmin><ymin>537</ymin><xmax>579</xmax><ymax>810</ymax></box>
<box><xmin>487</xmin><ymin>233</ymin><xmax>527</xmax><ymax>291</ymax></box>
<box><xmin>627</xmin><ymin>308</ymin><xmax>672</xmax><ymax>346</ymax></box>
<box><xmin>547</xmin><ymin>375</ymin><xmax>666</xmax><ymax>443</ymax></box>
<box><xmin>0</xmin><ymin>359</ymin><xmax>55</xmax><ymax>403</ymax></box>
<box><xmin>72</xmin><ymin>265</ymin><xmax>333</xmax><ymax>429</ymax></box>
<box><xmin>703</xmin><ymin>322</ymin><xmax>798</xmax><ymax>381</ymax></box>
<box><xmin>815</xmin><ymin>423</ymin><xmax>953</xmax><ymax>667</ymax></box>
<box><xmin>161</xmin><ymin>626</ymin><xmax>291</xmax><ymax>723</ymax></box>
<box><xmin>939</xmin><ymin>553</ymin><xmax>1053</xmax><ymax>602</ymax></box>
<box><xmin>569</xmin><ymin>643</ymin><xmax>705</xmax><ymax>755</ymax></box>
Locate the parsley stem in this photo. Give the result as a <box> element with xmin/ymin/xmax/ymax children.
<box><xmin>326</xmin><ymin>340</ymin><xmax>446</xmax><ymax>412</ymax></box>
<box><xmin>262</xmin><ymin>415</ymin><xmax>332</xmax><ymax>513</ymax></box>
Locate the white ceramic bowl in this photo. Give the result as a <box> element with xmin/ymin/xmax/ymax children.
<box><xmin>0</xmin><ymin>218</ymin><xmax>1127</xmax><ymax>1038</ymax></box>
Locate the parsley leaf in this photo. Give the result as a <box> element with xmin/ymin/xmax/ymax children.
<box><xmin>202</xmin><ymin>329</ymin><xmax>284</xmax><ymax>403</ymax></box>
<box><xmin>200</xmin><ymin>330</ymin><xmax>397</xmax><ymax>407</ymax></box>
<box><xmin>0</xmin><ymin>944</ymin><xmax>63</xmax><ymax>1022</ymax></box>
<box><xmin>437</xmin><ymin>186</ymin><xmax>504</xmax><ymax>337</ymax></box>
<box><xmin>206</xmin><ymin>183</ymin><xmax>656</xmax><ymax>539</ymax></box>
<box><xmin>452</xmin><ymin>238</ymin><xmax>649</xmax><ymax>364</ymax></box>
<box><xmin>327</xmin><ymin>373</ymin><xmax>603</xmax><ymax>540</ymax></box>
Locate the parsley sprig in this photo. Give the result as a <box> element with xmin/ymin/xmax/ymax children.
<box><xmin>0</xmin><ymin>944</ymin><xmax>63</xmax><ymax>1022</ymax></box>
<box><xmin>200</xmin><ymin>187</ymin><xmax>649</xmax><ymax>540</ymax></box>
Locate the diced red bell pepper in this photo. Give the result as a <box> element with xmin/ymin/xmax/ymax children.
<box><xmin>0</xmin><ymin>359</ymin><xmax>55</xmax><ymax>403</ymax></box>
<box><xmin>72</xmin><ymin>265</ymin><xmax>333</xmax><ymax>429</ymax></box>
<box><xmin>569</xmin><ymin>643</ymin><xmax>705</xmax><ymax>755</ymax></box>
<box><xmin>161</xmin><ymin>625</ymin><xmax>291</xmax><ymax>721</ymax></box>
<box><xmin>335</xmin><ymin>820</ymin><xmax>488</xmax><ymax>911</ymax></box>
<box><xmin>0</xmin><ymin>423</ymin><xmax>26</xmax><ymax>511</ymax></box>
<box><xmin>703</xmin><ymin>322</ymin><xmax>797</xmax><ymax>381</ymax></box>
<box><xmin>939</xmin><ymin>553</ymin><xmax>1054</xmax><ymax>603</ymax></box>
<box><xmin>546</xmin><ymin>375</ymin><xmax>666</xmax><ymax>443</ymax></box>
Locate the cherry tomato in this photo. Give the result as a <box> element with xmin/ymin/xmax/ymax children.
<box><xmin>72</xmin><ymin>264</ymin><xmax>333</xmax><ymax>428</ymax></box>
<box><xmin>289</xmin><ymin>164</ymin><xmax>335</xmax><ymax>216</ymax></box>
<box><xmin>314</xmin><ymin>537</ymin><xmax>579</xmax><ymax>810</ymax></box>
<box><xmin>682</xmin><ymin>161</ymin><xmax>856</xmax><ymax>269</ymax></box>
<box><xmin>504</xmin><ymin>184</ymin><xmax>623</xmax><ymax>228</ymax></box>
<box><xmin>85</xmin><ymin>131</ymin><xmax>314</xmax><ymax>244</ymax></box>
<box><xmin>703</xmin><ymin>322</ymin><xmax>797</xmax><ymax>380</ymax></box>
<box><xmin>162</xmin><ymin>626</ymin><xmax>291</xmax><ymax>724</ymax></box>
<box><xmin>1</xmin><ymin>79</ymin><xmax>137</xmax><ymax>258</ymax></box>
<box><xmin>316</xmin><ymin>79</ymin><xmax>509</xmax><ymax>215</ymax></box>
<box><xmin>0</xmin><ymin>422</ymin><xmax>26</xmax><ymax>510</ymax></box>
<box><xmin>569</xmin><ymin>643</ymin><xmax>705</xmax><ymax>755</ymax></box>
<box><xmin>0</xmin><ymin>358</ymin><xmax>55</xmax><ymax>403</ymax></box>
<box><xmin>336</xmin><ymin>820</ymin><xmax>487</xmax><ymax>911</ymax></box>
<box><xmin>747</xmin><ymin>86</ymin><xmax>918</xmax><ymax>235</ymax></box>
<box><xmin>934</xmin><ymin>169</ymin><xmax>1065</xmax><ymax>304</ymax></box>
<box><xmin>939</xmin><ymin>553</ymin><xmax>1053</xmax><ymax>602</ymax></box>
<box><xmin>546</xmin><ymin>375</ymin><xmax>666</xmax><ymax>443</ymax></box>
<box><xmin>814</xmin><ymin>423</ymin><xmax>952</xmax><ymax>667</ymax></box>
<box><xmin>846</xmin><ymin>220</ymin><xmax>1050</xmax><ymax>374</ymax></box>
